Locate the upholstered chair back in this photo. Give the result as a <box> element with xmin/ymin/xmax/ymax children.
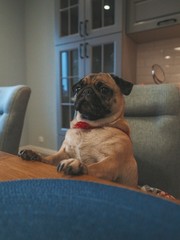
<box><xmin>125</xmin><ymin>84</ymin><xmax>180</xmax><ymax>198</ymax></box>
<box><xmin>0</xmin><ymin>85</ymin><xmax>31</xmax><ymax>155</ymax></box>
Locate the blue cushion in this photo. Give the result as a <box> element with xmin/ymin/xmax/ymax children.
<box><xmin>0</xmin><ymin>179</ymin><xmax>179</xmax><ymax>240</ymax></box>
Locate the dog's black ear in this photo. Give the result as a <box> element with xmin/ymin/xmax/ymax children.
<box><xmin>110</xmin><ymin>74</ymin><xmax>133</xmax><ymax>95</ymax></box>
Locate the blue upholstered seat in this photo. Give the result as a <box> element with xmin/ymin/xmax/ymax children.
<box><xmin>0</xmin><ymin>85</ymin><xmax>31</xmax><ymax>154</ymax></box>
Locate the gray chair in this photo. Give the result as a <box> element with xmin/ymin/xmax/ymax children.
<box><xmin>0</xmin><ymin>85</ymin><xmax>31</xmax><ymax>155</ymax></box>
<box><xmin>125</xmin><ymin>83</ymin><xmax>180</xmax><ymax>198</ymax></box>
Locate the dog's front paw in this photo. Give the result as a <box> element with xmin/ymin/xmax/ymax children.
<box><xmin>57</xmin><ymin>159</ymin><xmax>88</xmax><ymax>176</ymax></box>
<box><xmin>18</xmin><ymin>149</ymin><xmax>42</xmax><ymax>161</ymax></box>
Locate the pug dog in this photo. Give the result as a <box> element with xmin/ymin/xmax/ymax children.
<box><xmin>19</xmin><ymin>73</ymin><xmax>138</xmax><ymax>187</ymax></box>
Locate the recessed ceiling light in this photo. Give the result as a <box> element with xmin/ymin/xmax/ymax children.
<box><xmin>174</xmin><ymin>47</ymin><xmax>180</xmax><ymax>51</ymax></box>
<box><xmin>104</xmin><ymin>5</ymin><xmax>110</xmax><ymax>10</ymax></box>
<box><xmin>165</xmin><ymin>55</ymin><xmax>171</xmax><ymax>59</ymax></box>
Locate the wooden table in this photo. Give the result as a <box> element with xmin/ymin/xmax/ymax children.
<box><xmin>0</xmin><ymin>151</ymin><xmax>122</xmax><ymax>187</ymax></box>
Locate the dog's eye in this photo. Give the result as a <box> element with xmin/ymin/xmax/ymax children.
<box><xmin>74</xmin><ymin>86</ymin><xmax>81</xmax><ymax>94</ymax></box>
<box><xmin>100</xmin><ymin>87</ymin><xmax>110</xmax><ymax>95</ymax></box>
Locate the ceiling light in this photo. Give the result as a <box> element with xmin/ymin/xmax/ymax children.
<box><xmin>165</xmin><ymin>55</ymin><xmax>171</xmax><ymax>59</ymax></box>
<box><xmin>174</xmin><ymin>47</ymin><xmax>180</xmax><ymax>51</ymax></box>
<box><xmin>104</xmin><ymin>5</ymin><xmax>110</xmax><ymax>10</ymax></box>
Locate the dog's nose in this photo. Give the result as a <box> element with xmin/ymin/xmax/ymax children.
<box><xmin>83</xmin><ymin>87</ymin><xmax>94</xmax><ymax>96</ymax></box>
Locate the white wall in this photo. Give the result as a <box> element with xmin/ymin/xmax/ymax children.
<box><xmin>0</xmin><ymin>0</ymin><xmax>58</xmax><ymax>150</ymax></box>
<box><xmin>0</xmin><ymin>0</ymin><xmax>26</xmax><ymax>85</ymax></box>
<box><xmin>0</xmin><ymin>0</ymin><xmax>29</xmax><ymax>144</ymax></box>
<box><xmin>25</xmin><ymin>0</ymin><xmax>58</xmax><ymax>150</ymax></box>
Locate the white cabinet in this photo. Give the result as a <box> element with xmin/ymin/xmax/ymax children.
<box><xmin>126</xmin><ymin>0</ymin><xmax>180</xmax><ymax>33</ymax></box>
<box><xmin>55</xmin><ymin>0</ymin><xmax>122</xmax><ymax>44</ymax></box>
<box><xmin>55</xmin><ymin>0</ymin><xmax>123</xmax><ymax>143</ymax></box>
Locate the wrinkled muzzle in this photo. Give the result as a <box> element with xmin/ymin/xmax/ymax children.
<box><xmin>74</xmin><ymin>86</ymin><xmax>111</xmax><ymax>120</ymax></box>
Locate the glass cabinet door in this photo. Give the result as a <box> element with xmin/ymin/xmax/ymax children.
<box><xmin>85</xmin><ymin>0</ymin><xmax>122</xmax><ymax>38</ymax></box>
<box><xmin>91</xmin><ymin>43</ymin><xmax>114</xmax><ymax>73</ymax></box>
<box><xmin>56</xmin><ymin>43</ymin><xmax>84</xmax><ymax>132</ymax></box>
<box><xmin>55</xmin><ymin>0</ymin><xmax>122</xmax><ymax>44</ymax></box>
<box><xmin>85</xmin><ymin>33</ymin><xmax>121</xmax><ymax>76</ymax></box>
<box><xmin>91</xmin><ymin>0</ymin><xmax>115</xmax><ymax>29</ymax></box>
<box><xmin>55</xmin><ymin>0</ymin><xmax>84</xmax><ymax>44</ymax></box>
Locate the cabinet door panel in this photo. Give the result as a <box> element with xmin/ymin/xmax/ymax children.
<box><xmin>104</xmin><ymin>43</ymin><xmax>114</xmax><ymax>72</ymax></box>
<box><xmin>91</xmin><ymin>0</ymin><xmax>102</xmax><ymax>29</ymax></box>
<box><xmin>133</xmin><ymin>0</ymin><xmax>180</xmax><ymax>22</ymax></box>
<box><xmin>91</xmin><ymin>43</ymin><xmax>114</xmax><ymax>73</ymax></box>
<box><xmin>85</xmin><ymin>33</ymin><xmax>121</xmax><ymax>76</ymax></box>
<box><xmin>92</xmin><ymin>46</ymin><xmax>102</xmax><ymax>72</ymax></box>
<box><xmin>55</xmin><ymin>0</ymin><xmax>84</xmax><ymax>45</ymax></box>
<box><xmin>86</xmin><ymin>0</ymin><xmax>122</xmax><ymax>38</ymax></box>
<box><xmin>56</xmin><ymin>42</ymin><xmax>84</xmax><ymax>138</ymax></box>
<box><xmin>104</xmin><ymin>0</ymin><xmax>115</xmax><ymax>27</ymax></box>
<box><xmin>90</xmin><ymin>0</ymin><xmax>116</xmax><ymax>29</ymax></box>
<box><xmin>127</xmin><ymin>0</ymin><xmax>180</xmax><ymax>33</ymax></box>
<box><xmin>55</xmin><ymin>0</ymin><xmax>122</xmax><ymax>44</ymax></box>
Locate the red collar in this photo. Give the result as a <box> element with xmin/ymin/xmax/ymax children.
<box><xmin>73</xmin><ymin>121</ymin><xmax>94</xmax><ymax>129</ymax></box>
<box><xmin>73</xmin><ymin>121</ymin><xmax>130</xmax><ymax>138</ymax></box>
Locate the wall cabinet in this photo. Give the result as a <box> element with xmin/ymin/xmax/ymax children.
<box><xmin>126</xmin><ymin>0</ymin><xmax>180</xmax><ymax>34</ymax></box>
<box><xmin>55</xmin><ymin>0</ymin><xmax>123</xmax><ymax>144</ymax></box>
<box><xmin>55</xmin><ymin>0</ymin><xmax>122</xmax><ymax>44</ymax></box>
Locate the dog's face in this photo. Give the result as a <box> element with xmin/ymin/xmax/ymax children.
<box><xmin>72</xmin><ymin>73</ymin><xmax>133</xmax><ymax>121</ymax></box>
